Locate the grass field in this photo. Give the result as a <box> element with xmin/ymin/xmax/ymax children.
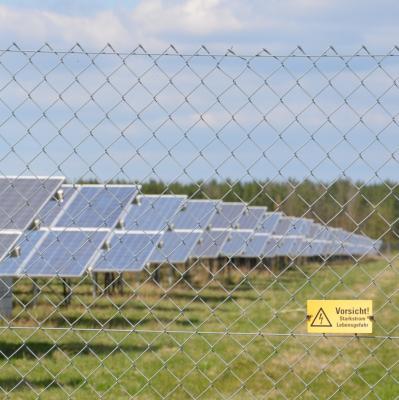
<box><xmin>0</xmin><ymin>257</ymin><xmax>398</xmax><ymax>399</ymax></box>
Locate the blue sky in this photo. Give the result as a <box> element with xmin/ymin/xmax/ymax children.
<box><xmin>0</xmin><ymin>0</ymin><xmax>398</xmax><ymax>53</ymax></box>
<box><xmin>0</xmin><ymin>1</ymin><xmax>398</xmax><ymax>184</ymax></box>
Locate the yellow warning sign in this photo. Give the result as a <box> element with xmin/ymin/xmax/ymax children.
<box><xmin>307</xmin><ymin>300</ymin><xmax>373</xmax><ymax>333</ymax></box>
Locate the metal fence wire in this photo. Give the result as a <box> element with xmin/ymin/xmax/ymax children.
<box><xmin>0</xmin><ymin>44</ymin><xmax>397</xmax><ymax>399</ymax></box>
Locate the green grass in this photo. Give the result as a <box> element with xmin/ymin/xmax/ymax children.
<box><xmin>0</xmin><ymin>257</ymin><xmax>398</xmax><ymax>399</ymax></box>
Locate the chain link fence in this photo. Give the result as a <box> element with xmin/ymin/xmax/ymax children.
<box><xmin>0</xmin><ymin>44</ymin><xmax>397</xmax><ymax>399</ymax></box>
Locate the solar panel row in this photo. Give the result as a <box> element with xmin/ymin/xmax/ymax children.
<box><xmin>0</xmin><ymin>182</ymin><xmax>140</xmax><ymax>277</ymax></box>
<box><xmin>0</xmin><ymin>179</ymin><xmax>382</xmax><ymax>277</ymax></box>
<box><xmin>0</xmin><ymin>176</ymin><xmax>65</xmax><ymax>268</ymax></box>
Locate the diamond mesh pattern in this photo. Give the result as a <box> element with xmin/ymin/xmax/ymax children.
<box><xmin>0</xmin><ymin>44</ymin><xmax>396</xmax><ymax>399</ymax></box>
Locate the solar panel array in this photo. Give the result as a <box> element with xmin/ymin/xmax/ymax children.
<box><xmin>0</xmin><ymin>181</ymin><xmax>140</xmax><ymax>277</ymax></box>
<box><xmin>0</xmin><ymin>176</ymin><xmax>65</xmax><ymax>269</ymax></box>
<box><xmin>0</xmin><ymin>177</ymin><xmax>64</xmax><ymax>230</ymax></box>
<box><xmin>0</xmin><ymin>178</ymin><xmax>383</xmax><ymax>278</ymax></box>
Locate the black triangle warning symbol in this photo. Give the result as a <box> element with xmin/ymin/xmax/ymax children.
<box><xmin>310</xmin><ymin>307</ymin><xmax>332</xmax><ymax>328</ymax></box>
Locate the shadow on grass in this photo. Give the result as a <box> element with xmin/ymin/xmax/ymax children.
<box><xmin>170</xmin><ymin>292</ymin><xmax>237</xmax><ymax>303</ymax></box>
<box><xmin>11</xmin><ymin>313</ymin><xmax>202</xmax><ymax>331</ymax></box>
<box><xmin>0</xmin><ymin>339</ymin><xmax>160</xmax><ymax>359</ymax></box>
<box><xmin>87</xmin><ymin>301</ymin><xmax>195</xmax><ymax>313</ymax></box>
<box><xmin>0</xmin><ymin>375</ymin><xmax>86</xmax><ymax>392</ymax></box>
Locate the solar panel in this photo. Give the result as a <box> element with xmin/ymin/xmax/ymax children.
<box><xmin>149</xmin><ymin>231</ymin><xmax>202</xmax><ymax>263</ymax></box>
<box><xmin>38</xmin><ymin>185</ymin><xmax>75</xmax><ymax>226</ymax></box>
<box><xmin>221</xmin><ymin>231</ymin><xmax>253</xmax><ymax>257</ymax></box>
<box><xmin>237</xmin><ymin>207</ymin><xmax>267</xmax><ymax>230</ymax></box>
<box><xmin>241</xmin><ymin>233</ymin><xmax>270</xmax><ymax>258</ymax></box>
<box><xmin>0</xmin><ymin>232</ymin><xmax>21</xmax><ymax>259</ymax></box>
<box><xmin>273</xmin><ymin>217</ymin><xmax>292</xmax><ymax>235</ymax></box>
<box><xmin>286</xmin><ymin>218</ymin><xmax>313</xmax><ymax>236</ymax></box>
<box><xmin>0</xmin><ymin>176</ymin><xmax>64</xmax><ymax>230</ymax></box>
<box><xmin>55</xmin><ymin>185</ymin><xmax>139</xmax><ymax>229</ymax></box>
<box><xmin>123</xmin><ymin>195</ymin><xmax>186</xmax><ymax>231</ymax></box>
<box><xmin>274</xmin><ymin>237</ymin><xmax>297</xmax><ymax>256</ymax></box>
<box><xmin>210</xmin><ymin>202</ymin><xmax>245</xmax><ymax>229</ymax></box>
<box><xmin>94</xmin><ymin>232</ymin><xmax>163</xmax><ymax>272</ymax></box>
<box><xmin>285</xmin><ymin>218</ymin><xmax>302</xmax><ymax>236</ymax></box>
<box><xmin>300</xmin><ymin>219</ymin><xmax>314</xmax><ymax>236</ymax></box>
<box><xmin>192</xmin><ymin>230</ymin><xmax>230</xmax><ymax>258</ymax></box>
<box><xmin>0</xmin><ymin>231</ymin><xmax>44</xmax><ymax>276</ymax></box>
<box><xmin>296</xmin><ymin>239</ymin><xmax>308</xmax><ymax>256</ymax></box>
<box><xmin>263</xmin><ymin>236</ymin><xmax>280</xmax><ymax>257</ymax></box>
<box><xmin>19</xmin><ymin>229</ymin><xmax>108</xmax><ymax>277</ymax></box>
<box><xmin>257</xmin><ymin>212</ymin><xmax>282</xmax><ymax>233</ymax></box>
<box><xmin>173</xmin><ymin>200</ymin><xmax>219</xmax><ymax>230</ymax></box>
<box><xmin>289</xmin><ymin>238</ymin><xmax>305</xmax><ymax>256</ymax></box>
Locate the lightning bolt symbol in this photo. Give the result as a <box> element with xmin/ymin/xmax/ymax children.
<box><xmin>319</xmin><ymin>313</ymin><xmax>324</xmax><ymax>325</ymax></box>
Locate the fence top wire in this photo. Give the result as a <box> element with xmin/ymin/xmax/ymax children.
<box><xmin>3</xmin><ymin>44</ymin><xmax>399</xmax><ymax>58</ymax></box>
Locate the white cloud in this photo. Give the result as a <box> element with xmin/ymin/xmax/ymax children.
<box><xmin>132</xmin><ymin>0</ymin><xmax>243</xmax><ymax>36</ymax></box>
<box><xmin>0</xmin><ymin>0</ymin><xmax>396</xmax><ymax>54</ymax></box>
<box><xmin>0</xmin><ymin>5</ymin><xmax>129</xmax><ymax>48</ymax></box>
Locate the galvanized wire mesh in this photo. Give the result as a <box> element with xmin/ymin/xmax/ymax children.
<box><xmin>0</xmin><ymin>44</ymin><xmax>397</xmax><ymax>398</ymax></box>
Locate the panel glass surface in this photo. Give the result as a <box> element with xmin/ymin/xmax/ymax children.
<box><xmin>192</xmin><ymin>230</ymin><xmax>230</xmax><ymax>258</ymax></box>
<box><xmin>286</xmin><ymin>218</ymin><xmax>307</xmax><ymax>236</ymax></box>
<box><xmin>0</xmin><ymin>233</ymin><xmax>20</xmax><ymax>261</ymax></box>
<box><xmin>210</xmin><ymin>203</ymin><xmax>245</xmax><ymax>229</ymax></box>
<box><xmin>273</xmin><ymin>217</ymin><xmax>292</xmax><ymax>235</ymax></box>
<box><xmin>149</xmin><ymin>231</ymin><xmax>201</xmax><ymax>263</ymax></box>
<box><xmin>21</xmin><ymin>230</ymin><xmax>107</xmax><ymax>277</ymax></box>
<box><xmin>124</xmin><ymin>195</ymin><xmax>186</xmax><ymax>231</ymax></box>
<box><xmin>263</xmin><ymin>236</ymin><xmax>280</xmax><ymax>257</ymax></box>
<box><xmin>0</xmin><ymin>177</ymin><xmax>64</xmax><ymax>230</ymax></box>
<box><xmin>221</xmin><ymin>231</ymin><xmax>253</xmax><ymax>257</ymax></box>
<box><xmin>242</xmin><ymin>234</ymin><xmax>270</xmax><ymax>258</ymax></box>
<box><xmin>94</xmin><ymin>232</ymin><xmax>163</xmax><ymax>272</ymax></box>
<box><xmin>257</xmin><ymin>212</ymin><xmax>282</xmax><ymax>234</ymax></box>
<box><xmin>56</xmin><ymin>186</ymin><xmax>139</xmax><ymax>228</ymax></box>
<box><xmin>273</xmin><ymin>237</ymin><xmax>297</xmax><ymax>256</ymax></box>
<box><xmin>38</xmin><ymin>186</ymin><xmax>75</xmax><ymax>226</ymax></box>
<box><xmin>0</xmin><ymin>231</ymin><xmax>44</xmax><ymax>276</ymax></box>
<box><xmin>173</xmin><ymin>200</ymin><xmax>218</xmax><ymax>230</ymax></box>
<box><xmin>237</xmin><ymin>207</ymin><xmax>267</xmax><ymax>230</ymax></box>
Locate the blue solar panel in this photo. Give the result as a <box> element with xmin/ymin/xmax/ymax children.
<box><xmin>237</xmin><ymin>207</ymin><xmax>267</xmax><ymax>230</ymax></box>
<box><xmin>94</xmin><ymin>232</ymin><xmax>163</xmax><ymax>272</ymax></box>
<box><xmin>286</xmin><ymin>218</ymin><xmax>311</xmax><ymax>236</ymax></box>
<box><xmin>20</xmin><ymin>230</ymin><xmax>108</xmax><ymax>277</ymax></box>
<box><xmin>38</xmin><ymin>186</ymin><xmax>75</xmax><ymax>226</ymax></box>
<box><xmin>306</xmin><ymin>223</ymin><xmax>317</xmax><ymax>239</ymax></box>
<box><xmin>55</xmin><ymin>185</ymin><xmax>139</xmax><ymax>229</ymax></box>
<box><xmin>257</xmin><ymin>212</ymin><xmax>282</xmax><ymax>234</ymax></box>
<box><xmin>242</xmin><ymin>234</ymin><xmax>270</xmax><ymax>257</ymax></box>
<box><xmin>149</xmin><ymin>231</ymin><xmax>201</xmax><ymax>263</ymax></box>
<box><xmin>0</xmin><ymin>233</ymin><xmax>20</xmax><ymax>262</ymax></box>
<box><xmin>0</xmin><ymin>176</ymin><xmax>64</xmax><ymax>230</ymax></box>
<box><xmin>192</xmin><ymin>230</ymin><xmax>230</xmax><ymax>258</ymax></box>
<box><xmin>295</xmin><ymin>239</ymin><xmax>307</xmax><ymax>256</ymax></box>
<box><xmin>210</xmin><ymin>203</ymin><xmax>245</xmax><ymax>229</ymax></box>
<box><xmin>289</xmin><ymin>238</ymin><xmax>304</xmax><ymax>256</ymax></box>
<box><xmin>299</xmin><ymin>219</ymin><xmax>313</xmax><ymax>237</ymax></box>
<box><xmin>302</xmin><ymin>239</ymin><xmax>318</xmax><ymax>256</ymax></box>
<box><xmin>173</xmin><ymin>200</ymin><xmax>218</xmax><ymax>230</ymax></box>
<box><xmin>0</xmin><ymin>231</ymin><xmax>45</xmax><ymax>276</ymax></box>
<box><xmin>272</xmin><ymin>217</ymin><xmax>292</xmax><ymax>235</ymax></box>
<box><xmin>273</xmin><ymin>237</ymin><xmax>295</xmax><ymax>256</ymax></box>
<box><xmin>221</xmin><ymin>231</ymin><xmax>253</xmax><ymax>257</ymax></box>
<box><xmin>124</xmin><ymin>195</ymin><xmax>186</xmax><ymax>231</ymax></box>
<box><xmin>263</xmin><ymin>236</ymin><xmax>279</xmax><ymax>257</ymax></box>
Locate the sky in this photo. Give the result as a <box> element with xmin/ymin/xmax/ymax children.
<box><xmin>0</xmin><ymin>1</ymin><xmax>398</xmax><ymax>184</ymax></box>
<box><xmin>0</xmin><ymin>0</ymin><xmax>398</xmax><ymax>53</ymax></box>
